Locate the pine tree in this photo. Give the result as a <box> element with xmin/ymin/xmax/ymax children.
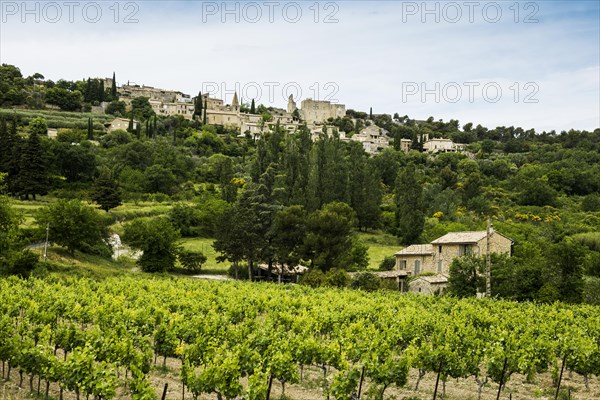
<box><xmin>91</xmin><ymin>170</ymin><xmax>122</xmax><ymax>211</ymax></box>
<box><xmin>250</xmin><ymin>99</ymin><xmax>256</xmax><ymax>114</ymax></box>
<box><xmin>111</xmin><ymin>72</ymin><xmax>117</xmax><ymax>98</ymax></box>
<box><xmin>394</xmin><ymin>162</ymin><xmax>424</xmax><ymax>244</ymax></box>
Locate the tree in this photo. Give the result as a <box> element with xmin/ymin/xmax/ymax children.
<box><xmin>394</xmin><ymin>163</ymin><xmax>424</xmax><ymax>245</ymax></box>
<box><xmin>28</xmin><ymin>117</ymin><xmax>47</xmax><ymax>136</ymax></box>
<box><xmin>130</xmin><ymin>97</ymin><xmax>154</xmax><ymax>120</ymax></box>
<box><xmin>36</xmin><ymin>199</ymin><xmax>110</xmax><ymax>255</ymax></box>
<box><xmin>546</xmin><ymin>239</ymin><xmax>586</xmax><ymax>303</ymax></box>
<box><xmin>45</xmin><ymin>87</ymin><xmax>82</xmax><ymax>111</ymax></box>
<box><xmin>303</xmin><ymin>202</ymin><xmax>357</xmax><ymax>271</ymax></box>
<box><xmin>178</xmin><ymin>250</ymin><xmax>207</xmax><ymax>272</ymax></box>
<box><xmin>105</xmin><ymin>100</ymin><xmax>126</xmax><ymax>116</ymax></box>
<box><xmin>447</xmin><ymin>255</ymin><xmax>485</xmax><ymax>297</ymax></box>
<box><xmin>111</xmin><ymin>72</ymin><xmax>117</xmax><ymax>98</ymax></box>
<box><xmin>193</xmin><ymin>91</ymin><xmax>203</xmax><ymax>121</ymax></box>
<box><xmin>123</xmin><ymin>217</ymin><xmax>181</xmax><ymax>272</ymax></box>
<box><xmin>212</xmin><ymin>202</ymin><xmax>244</xmax><ymax>278</ymax></box>
<box><xmin>271</xmin><ymin>205</ymin><xmax>307</xmax><ymax>271</ymax></box>
<box><xmin>90</xmin><ymin>169</ymin><xmax>122</xmax><ymax>212</ymax></box>
<box><xmin>168</xmin><ymin>203</ymin><xmax>201</xmax><ymax>237</ymax></box>
<box><xmin>0</xmin><ymin>174</ymin><xmax>19</xmax><ymax>258</ymax></box>
<box><xmin>144</xmin><ymin>164</ymin><xmax>178</xmax><ymax>195</ymax></box>
<box><xmin>348</xmin><ymin>143</ymin><xmax>381</xmax><ymax>231</ymax></box>
<box><xmin>87</xmin><ymin>117</ymin><xmax>93</xmax><ymax>140</ymax></box>
<box><xmin>0</xmin><ymin>118</ymin><xmax>21</xmax><ymax>193</ymax></box>
<box><xmin>14</xmin><ymin>131</ymin><xmax>49</xmax><ymax>200</ymax></box>
<box><xmin>127</xmin><ymin>113</ymin><xmax>134</xmax><ymax>133</ymax></box>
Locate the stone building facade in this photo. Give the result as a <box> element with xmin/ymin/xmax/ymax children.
<box><xmin>299</xmin><ymin>98</ymin><xmax>346</xmax><ymax>125</ymax></box>
<box><xmin>395</xmin><ymin>230</ymin><xmax>513</xmax><ymax>294</ymax></box>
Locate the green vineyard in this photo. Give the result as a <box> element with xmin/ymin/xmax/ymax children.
<box><xmin>0</xmin><ymin>276</ymin><xmax>599</xmax><ymax>400</ymax></box>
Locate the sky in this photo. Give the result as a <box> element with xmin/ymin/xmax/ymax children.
<box><xmin>1</xmin><ymin>0</ymin><xmax>599</xmax><ymax>132</ymax></box>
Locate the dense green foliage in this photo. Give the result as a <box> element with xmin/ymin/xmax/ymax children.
<box><xmin>0</xmin><ymin>174</ymin><xmax>39</xmax><ymax>276</ymax></box>
<box><xmin>0</xmin><ymin>277</ymin><xmax>598</xmax><ymax>399</ymax></box>
<box><xmin>0</xmin><ymin>63</ymin><xmax>599</xmax><ymax>303</ymax></box>
<box><xmin>36</xmin><ymin>199</ymin><xmax>111</xmax><ymax>256</ymax></box>
<box><xmin>122</xmin><ymin>217</ymin><xmax>181</xmax><ymax>272</ymax></box>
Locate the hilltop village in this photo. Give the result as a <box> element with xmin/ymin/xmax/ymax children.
<box><xmin>103</xmin><ymin>78</ymin><xmax>466</xmax><ymax>156</ymax></box>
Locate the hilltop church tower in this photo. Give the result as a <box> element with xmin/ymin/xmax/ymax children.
<box><xmin>232</xmin><ymin>92</ymin><xmax>240</xmax><ymax>112</ymax></box>
<box><xmin>287</xmin><ymin>94</ymin><xmax>297</xmax><ymax>114</ymax></box>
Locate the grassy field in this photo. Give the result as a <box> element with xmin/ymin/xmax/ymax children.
<box><xmin>180</xmin><ymin>237</ymin><xmax>227</xmax><ymax>274</ymax></box>
<box><xmin>358</xmin><ymin>231</ymin><xmax>402</xmax><ymax>270</ymax></box>
<box><xmin>30</xmin><ymin>246</ymin><xmax>135</xmax><ymax>280</ymax></box>
<box><xmin>13</xmin><ymin>198</ymin><xmax>400</xmax><ymax>275</ymax></box>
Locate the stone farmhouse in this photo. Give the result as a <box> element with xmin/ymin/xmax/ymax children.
<box><xmin>395</xmin><ymin>230</ymin><xmax>513</xmax><ymax>295</ymax></box>
<box><xmin>105</xmin><ymin>117</ymin><xmax>138</xmax><ymax>132</ymax></box>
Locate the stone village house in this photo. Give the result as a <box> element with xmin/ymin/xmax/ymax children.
<box><xmin>394</xmin><ymin>230</ymin><xmax>513</xmax><ymax>295</ymax></box>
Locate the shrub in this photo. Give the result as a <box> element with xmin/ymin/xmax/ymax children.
<box><xmin>583</xmin><ymin>277</ymin><xmax>600</xmax><ymax>305</ymax></box>
<box><xmin>350</xmin><ymin>271</ymin><xmax>382</xmax><ymax>291</ymax></box>
<box><xmin>168</xmin><ymin>203</ymin><xmax>201</xmax><ymax>237</ymax></box>
<box><xmin>178</xmin><ymin>250</ymin><xmax>207</xmax><ymax>273</ymax></box>
<box><xmin>227</xmin><ymin>263</ymin><xmax>249</xmax><ymax>280</ymax></box>
<box><xmin>122</xmin><ymin>217</ymin><xmax>181</xmax><ymax>273</ymax></box>
<box><xmin>379</xmin><ymin>255</ymin><xmax>396</xmax><ymax>271</ymax></box>
<box><xmin>301</xmin><ymin>269</ymin><xmax>326</xmax><ymax>288</ymax></box>
<box><xmin>324</xmin><ymin>268</ymin><xmax>350</xmax><ymax>288</ymax></box>
<box><xmin>36</xmin><ymin>199</ymin><xmax>110</xmax><ymax>255</ymax></box>
<box><xmin>2</xmin><ymin>250</ymin><xmax>39</xmax><ymax>277</ymax></box>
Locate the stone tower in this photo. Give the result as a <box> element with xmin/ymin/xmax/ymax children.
<box><xmin>232</xmin><ymin>92</ymin><xmax>239</xmax><ymax>112</ymax></box>
<box><xmin>287</xmin><ymin>94</ymin><xmax>297</xmax><ymax>114</ymax></box>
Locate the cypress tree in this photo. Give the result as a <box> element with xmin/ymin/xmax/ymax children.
<box><xmin>145</xmin><ymin>119</ymin><xmax>149</xmax><ymax>139</ymax></box>
<box><xmin>85</xmin><ymin>78</ymin><xmax>92</xmax><ymax>102</ymax></box>
<box><xmin>111</xmin><ymin>72</ymin><xmax>117</xmax><ymax>98</ymax></box>
<box><xmin>87</xmin><ymin>117</ymin><xmax>93</xmax><ymax>140</ymax></box>
<box><xmin>369</xmin><ymin>107</ymin><xmax>373</xmax><ymax>120</ymax></box>
<box><xmin>97</xmin><ymin>80</ymin><xmax>105</xmax><ymax>102</ymax></box>
<box><xmin>153</xmin><ymin>115</ymin><xmax>157</xmax><ymax>138</ymax></box>
<box><xmin>394</xmin><ymin>162</ymin><xmax>424</xmax><ymax>245</ymax></box>
<box><xmin>127</xmin><ymin>113</ymin><xmax>134</xmax><ymax>133</ymax></box>
<box><xmin>203</xmin><ymin>97</ymin><xmax>208</xmax><ymax>125</ymax></box>
<box><xmin>194</xmin><ymin>91</ymin><xmax>203</xmax><ymax>120</ymax></box>
<box><xmin>250</xmin><ymin>99</ymin><xmax>256</xmax><ymax>114</ymax></box>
